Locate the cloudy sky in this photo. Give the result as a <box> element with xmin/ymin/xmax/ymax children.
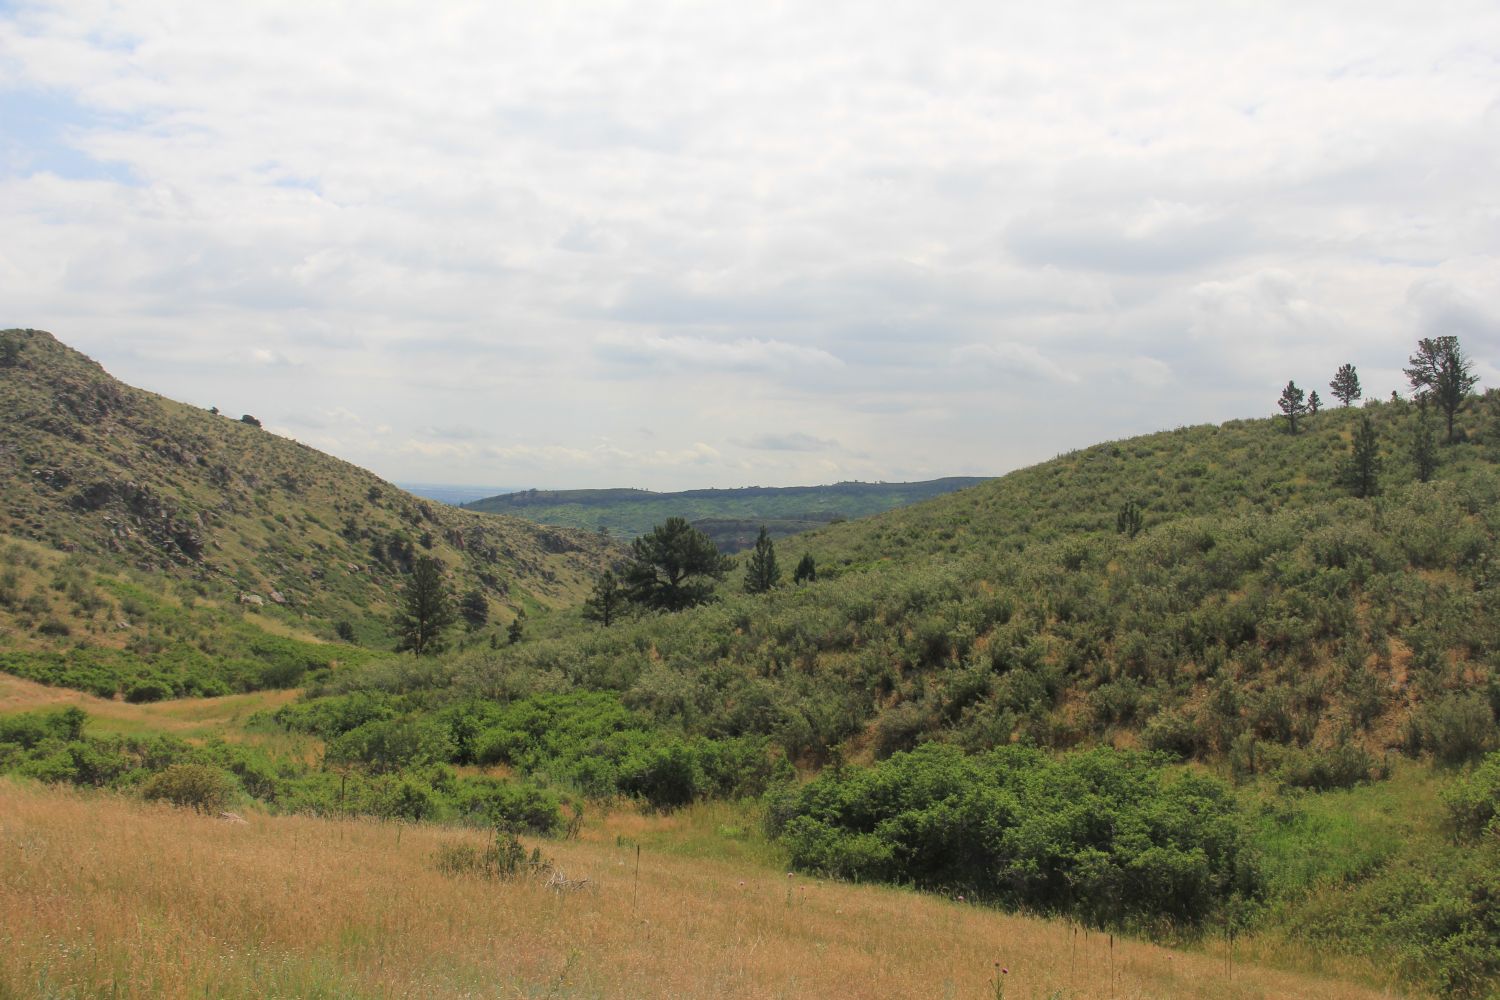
<box><xmin>2</xmin><ymin>1</ymin><xmax>1497</xmax><ymax>490</ymax></box>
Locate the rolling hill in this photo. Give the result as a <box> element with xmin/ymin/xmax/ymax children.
<box><xmin>0</xmin><ymin>328</ymin><xmax>619</xmax><ymax>695</ymax></box>
<box><xmin>464</xmin><ymin>478</ymin><xmax>989</xmax><ymax>551</ymax></box>
<box><xmin>6</xmin><ymin>324</ymin><xmax>1500</xmax><ymax>995</ymax></box>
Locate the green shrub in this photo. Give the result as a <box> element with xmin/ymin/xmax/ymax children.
<box><xmin>1141</xmin><ymin>708</ymin><xmax>1202</xmax><ymax>759</ymax></box>
<box><xmin>1443</xmin><ymin>751</ymin><xmax>1500</xmax><ymax>840</ymax></box>
<box><xmin>125</xmin><ymin>678</ymin><xmax>174</xmax><ymax>703</ymax></box>
<box><xmin>769</xmin><ymin>743</ymin><xmax>1258</xmax><ymax>930</ymax></box>
<box><xmin>451</xmin><ymin>777</ymin><xmax>562</xmax><ymax>834</ymax></box>
<box><xmin>434</xmin><ymin>827</ymin><xmax>551</xmax><ymax>880</ymax></box>
<box><xmin>1411</xmin><ymin>693</ymin><xmax>1497</xmax><ymax>765</ymax></box>
<box><xmin>324</xmin><ymin>716</ymin><xmax>456</xmax><ymax>774</ymax></box>
<box><xmin>617</xmin><ymin>739</ymin><xmax>706</xmax><ymax>810</ymax></box>
<box><xmin>1274</xmin><ymin>742</ymin><xmax>1373</xmax><ymax>791</ymax></box>
<box><xmin>140</xmin><ymin>764</ymin><xmax>237</xmax><ymax>813</ymax></box>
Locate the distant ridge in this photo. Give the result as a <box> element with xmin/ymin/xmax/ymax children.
<box><xmin>464</xmin><ymin>477</ymin><xmax>991</xmax><ymax>551</ymax></box>
<box><xmin>396</xmin><ymin>483</ymin><xmax>529</xmax><ymax>506</ymax></box>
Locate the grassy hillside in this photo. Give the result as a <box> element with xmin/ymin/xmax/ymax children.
<box><xmin>0</xmin><ymin>778</ymin><xmax>1401</xmax><ymax>1000</ymax></box>
<box><xmin>465</xmin><ymin>478</ymin><xmax>989</xmax><ymax>551</ymax></box>
<box><xmin>422</xmin><ymin>395</ymin><xmax>1500</xmax><ymax>772</ymax></box>
<box><xmin>0</xmin><ymin>329</ymin><xmax>619</xmax><ymax>695</ymax></box>
<box><xmin>221</xmin><ymin>391</ymin><xmax>1500</xmax><ymax>995</ymax></box>
<box><xmin>6</xmin><ymin>334</ymin><xmax>1499</xmax><ymax>995</ymax></box>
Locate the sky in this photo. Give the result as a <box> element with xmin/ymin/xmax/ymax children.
<box><xmin>2</xmin><ymin>1</ymin><xmax>1498</xmax><ymax>491</ymax></box>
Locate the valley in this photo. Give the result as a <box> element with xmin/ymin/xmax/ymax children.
<box><xmin>3</xmin><ymin>329</ymin><xmax>1499</xmax><ymax>998</ymax></box>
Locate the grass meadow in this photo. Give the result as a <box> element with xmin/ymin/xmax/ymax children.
<box><xmin>0</xmin><ymin>779</ymin><xmax>1410</xmax><ymax>1000</ymax></box>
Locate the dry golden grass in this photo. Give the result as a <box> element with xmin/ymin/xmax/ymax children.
<box><xmin>0</xmin><ymin>779</ymin><xmax>1411</xmax><ymax>1000</ymax></box>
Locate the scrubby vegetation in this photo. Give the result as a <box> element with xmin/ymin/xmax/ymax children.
<box><xmin>0</xmin><ymin>328</ymin><xmax>617</xmax><ymax>665</ymax></box>
<box><xmin>768</xmin><ymin>744</ymin><xmax>1257</xmax><ymax>932</ymax></box>
<box><xmin>0</xmin><ymin>706</ymin><xmax>567</xmax><ymax>831</ymax></box>
<box><xmin>5</xmin><ymin>330</ymin><xmax>1500</xmax><ymax>996</ymax></box>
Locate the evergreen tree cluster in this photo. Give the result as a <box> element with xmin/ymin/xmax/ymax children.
<box><xmin>1276</xmin><ymin>337</ymin><xmax>1482</xmax><ymax>498</ymax></box>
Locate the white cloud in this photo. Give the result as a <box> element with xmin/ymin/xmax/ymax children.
<box><xmin>949</xmin><ymin>341</ymin><xmax>1080</xmax><ymax>384</ymax></box>
<box><xmin>595</xmin><ymin>333</ymin><xmax>843</xmax><ymax>374</ymax></box>
<box><xmin>1</xmin><ymin>1</ymin><xmax>1497</xmax><ymax>488</ymax></box>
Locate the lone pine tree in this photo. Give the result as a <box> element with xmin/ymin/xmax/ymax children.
<box><xmin>1342</xmin><ymin>415</ymin><xmax>1382</xmax><ymax>499</ymax></box>
<box><xmin>743</xmin><ymin>526</ymin><xmax>781</xmax><ymax>594</ymax></box>
<box><xmin>1405</xmin><ymin>336</ymin><xmax>1479</xmax><ymax>443</ymax></box>
<box><xmin>582</xmin><ymin>569</ymin><xmax>624</xmax><ymax>627</ymax></box>
<box><xmin>1278</xmin><ymin>380</ymin><xmax>1307</xmax><ymax>434</ymax></box>
<box><xmin>392</xmin><ymin>556</ymin><xmax>456</xmax><ymax>655</ymax></box>
<box><xmin>622</xmin><ymin>517</ymin><xmax>729</xmax><ymax>612</ymax></box>
<box><xmin>1330</xmin><ymin>363</ymin><xmax>1361</xmax><ymax>407</ymax></box>
<box><xmin>793</xmin><ymin>552</ymin><xmax>817</xmax><ymax>584</ymax></box>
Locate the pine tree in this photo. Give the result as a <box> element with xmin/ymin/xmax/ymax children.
<box><xmin>1413</xmin><ymin>413</ymin><xmax>1438</xmax><ymax>483</ymax></box>
<box><xmin>621</xmin><ymin>517</ymin><xmax>729</xmax><ymax>611</ymax></box>
<box><xmin>582</xmin><ymin>569</ymin><xmax>624</xmax><ymax>627</ymax></box>
<box><xmin>793</xmin><ymin>553</ymin><xmax>817</xmax><ymax>585</ymax></box>
<box><xmin>1341</xmin><ymin>415</ymin><xmax>1382</xmax><ymax>498</ymax></box>
<box><xmin>391</xmin><ymin>556</ymin><xmax>456</xmax><ymax>655</ymax></box>
<box><xmin>1278</xmin><ymin>380</ymin><xmax>1307</xmax><ymax>434</ymax></box>
<box><xmin>1308</xmin><ymin>390</ymin><xmax>1321</xmax><ymax>416</ymax></box>
<box><xmin>1405</xmin><ymin>336</ymin><xmax>1480</xmax><ymax>443</ymax></box>
<box><xmin>743</xmin><ymin>526</ymin><xmax>780</xmax><ymax>594</ymax></box>
<box><xmin>507</xmin><ymin>613</ymin><xmax>525</xmax><ymax>644</ymax></box>
<box><xmin>1330</xmin><ymin>364</ymin><xmax>1361</xmax><ymax>407</ymax></box>
<box><xmin>459</xmin><ymin>589</ymin><xmax>489</xmax><ymax>631</ymax></box>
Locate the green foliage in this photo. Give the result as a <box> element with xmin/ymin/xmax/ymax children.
<box><xmin>582</xmin><ymin>569</ymin><xmax>624</xmax><ymax>627</ymax></box>
<box><xmin>1115</xmin><ymin>501</ymin><xmax>1143</xmax><ymax>539</ymax></box>
<box><xmin>1407</xmin><ymin>692</ymin><xmax>1497</xmax><ymax>765</ymax></box>
<box><xmin>1413</xmin><ymin>412</ymin><xmax>1439</xmax><ymax>482</ymax></box>
<box><xmin>1442</xmin><ymin>750</ymin><xmax>1500</xmax><ymax>841</ymax></box>
<box><xmin>768</xmin><ymin>744</ymin><xmax>1258</xmax><ymax>931</ymax></box>
<box><xmin>325</xmin><ymin>715</ymin><xmax>457</xmax><ymax>774</ymax></box>
<box><xmin>0</xmin><ymin>616</ymin><xmax>341</xmax><ymax>699</ymax></box>
<box><xmin>434</xmin><ymin>827</ymin><xmax>552</xmax><ymax>881</ymax></box>
<box><xmin>743</xmin><ymin>526</ymin><xmax>780</xmax><ymax>594</ymax></box>
<box><xmin>1277</xmin><ymin>380</ymin><xmax>1307</xmax><ymax>434</ymax></box>
<box><xmin>459</xmin><ymin>589</ymin><xmax>488</xmax><ymax>631</ymax></box>
<box><xmin>793</xmin><ymin>552</ymin><xmax>816</xmax><ymax>584</ymax></box>
<box><xmin>392</xmin><ymin>555</ymin><xmax>456</xmax><ymax>655</ymax></box>
<box><xmin>1330</xmin><ymin>363</ymin><xmax>1361</xmax><ymax>407</ymax></box>
<box><xmin>140</xmin><ymin>763</ymin><xmax>238</xmax><ymax>813</ymax></box>
<box><xmin>1270</xmin><ymin>741</ymin><xmax>1373</xmax><ymax>791</ymax></box>
<box><xmin>1340</xmin><ymin>415</ymin><xmax>1382</xmax><ymax>498</ymax></box>
<box><xmin>0</xmin><ymin>706</ymin><xmax>565</xmax><ymax>831</ymax></box>
<box><xmin>1406</xmin><ymin>335</ymin><xmax>1480</xmax><ymax>443</ymax></box>
<box><xmin>622</xmin><ymin>517</ymin><xmax>729</xmax><ymax>612</ymax></box>
<box><xmin>0</xmin><ymin>331</ymin><xmax>22</xmax><ymax>367</ymax></box>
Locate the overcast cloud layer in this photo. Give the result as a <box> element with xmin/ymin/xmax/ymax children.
<box><xmin>2</xmin><ymin>1</ymin><xmax>1498</xmax><ymax>489</ymax></box>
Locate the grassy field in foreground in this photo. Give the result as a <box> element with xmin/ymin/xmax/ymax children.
<box><xmin>0</xmin><ymin>780</ymin><xmax>1409</xmax><ymax>1000</ymax></box>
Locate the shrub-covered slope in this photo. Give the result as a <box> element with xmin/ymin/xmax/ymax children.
<box><xmin>316</xmin><ymin>393</ymin><xmax>1500</xmax><ymax>775</ymax></box>
<box><xmin>0</xmin><ymin>329</ymin><xmax>619</xmax><ymax>689</ymax></box>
